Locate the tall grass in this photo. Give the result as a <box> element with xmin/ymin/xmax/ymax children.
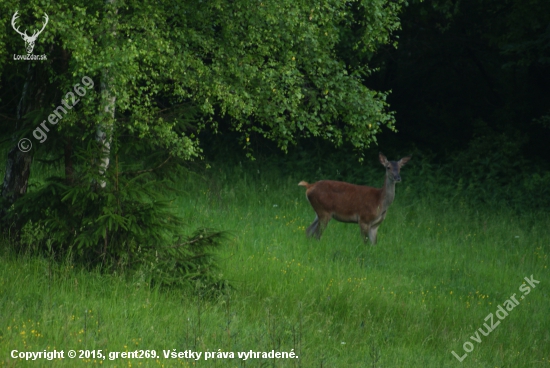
<box><xmin>1</xmin><ymin>162</ymin><xmax>548</xmax><ymax>367</ymax></box>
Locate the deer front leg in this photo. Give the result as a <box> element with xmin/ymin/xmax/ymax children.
<box><xmin>368</xmin><ymin>225</ymin><xmax>379</xmax><ymax>245</ymax></box>
<box><xmin>359</xmin><ymin>222</ymin><xmax>370</xmax><ymax>244</ymax></box>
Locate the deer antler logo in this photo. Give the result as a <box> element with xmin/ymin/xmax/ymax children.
<box><xmin>11</xmin><ymin>11</ymin><xmax>49</xmax><ymax>54</ymax></box>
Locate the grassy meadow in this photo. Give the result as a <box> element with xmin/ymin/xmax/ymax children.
<box><xmin>1</xmin><ymin>162</ymin><xmax>549</xmax><ymax>367</ymax></box>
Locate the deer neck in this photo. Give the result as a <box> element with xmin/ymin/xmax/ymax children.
<box><xmin>381</xmin><ymin>175</ymin><xmax>396</xmax><ymax>210</ymax></box>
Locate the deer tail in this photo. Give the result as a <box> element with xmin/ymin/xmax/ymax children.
<box><xmin>298</xmin><ymin>181</ymin><xmax>310</xmax><ymax>188</ymax></box>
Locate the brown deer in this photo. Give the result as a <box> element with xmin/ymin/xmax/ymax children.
<box><xmin>298</xmin><ymin>153</ymin><xmax>411</xmax><ymax>244</ymax></box>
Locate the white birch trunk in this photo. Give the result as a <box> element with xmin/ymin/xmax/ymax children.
<box><xmin>96</xmin><ymin>0</ymin><xmax>117</xmax><ymax>188</ymax></box>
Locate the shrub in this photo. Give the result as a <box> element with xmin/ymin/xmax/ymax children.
<box><xmin>3</xmin><ymin>142</ymin><xmax>228</xmax><ymax>293</ymax></box>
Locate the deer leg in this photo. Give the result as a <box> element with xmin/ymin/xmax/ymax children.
<box><xmin>368</xmin><ymin>225</ymin><xmax>379</xmax><ymax>245</ymax></box>
<box><xmin>316</xmin><ymin>214</ymin><xmax>331</xmax><ymax>239</ymax></box>
<box><xmin>359</xmin><ymin>222</ymin><xmax>370</xmax><ymax>244</ymax></box>
<box><xmin>306</xmin><ymin>215</ymin><xmax>319</xmax><ymax>238</ymax></box>
<box><xmin>306</xmin><ymin>213</ymin><xmax>330</xmax><ymax>240</ymax></box>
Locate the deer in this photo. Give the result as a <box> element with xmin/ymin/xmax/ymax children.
<box><xmin>11</xmin><ymin>11</ymin><xmax>49</xmax><ymax>54</ymax></box>
<box><xmin>298</xmin><ymin>153</ymin><xmax>411</xmax><ymax>244</ymax></box>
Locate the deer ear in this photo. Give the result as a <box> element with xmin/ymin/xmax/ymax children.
<box><xmin>398</xmin><ymin>156</ymin><xmax>411</xmax><ymax>167</ymax></box>
<box><xmin>379</xmin><ymin>152</ymin><xmax>388</xmax><ymax>166</ymax></box>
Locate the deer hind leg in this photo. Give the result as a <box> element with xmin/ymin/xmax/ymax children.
<box><xmin>306</xmin><ymin>213</ymin><xmax>330</xmax><ymax>239</ymax></box>
<box><xmin>316</xmin><ymin>214</ymin><xmax>331</xmax><ymax>239</ymax></box>
<box><xmin>306</xmin><ymin>215</ymin><xmax>320</xmax><ymax>238</ymax></box>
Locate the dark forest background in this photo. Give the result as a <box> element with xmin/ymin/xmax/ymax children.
<box><xmin>374</xmin><ymin>0</ymin><xmax>550</xmax><ymax>161</ymax></box>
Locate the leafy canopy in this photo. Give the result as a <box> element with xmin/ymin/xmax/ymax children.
<box><xmin>1</xmin><ymin>0</ymin><xmax>405</xmax><ymax>160</ymax></box>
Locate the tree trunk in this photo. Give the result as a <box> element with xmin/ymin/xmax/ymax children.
<box><xmin>96</xmin><ymin>0</ymin><xmax>118</xmax><ymax>188</ymax></box>
<box><xmin>1</xmin><ymin>147</ymin><xmax>32</xmax><ymax>207</ymax></box>
<box><xmin>96</xmin><ymin>69</ymin><xmax>116</xmax><ymax>188</ymax></box>
<box><xmin>1</xmin><ymin>65</ymin><xmax>34</xmax><ymax>222</ymax></box>
<box><xmin>64</xmin><ymin>137</ymin><xmax>74</xmax><ymax>185</ymax></box>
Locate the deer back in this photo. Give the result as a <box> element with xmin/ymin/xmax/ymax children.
<box><xmin>305</xmin><ymin>180</ymin><xmax>383</xmax><ymax>222</ymax></box>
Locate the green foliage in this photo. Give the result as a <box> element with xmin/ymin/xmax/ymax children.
<box><xmin>141</xmin><ymin>228</ymin><xmax>228</xmax><ymax>291</ymax></box>
<box><xmin>533</xmin><ymin>112</ymin><xmax>550</xmax><ymax>128</ymax></box>
<box><xmin>438</xmin><ymin>122</ymin><xmax>550</xmax><ymax>211</ymax></box>
<box><xmin>4</xmin><ymin>141</ymin><xmax>227</xmax><ymax>292</ymax></box>
<box><xmin>0</xmin><ymin>0</ymin><xmax>405</xmax><ymax>163</ymax></box>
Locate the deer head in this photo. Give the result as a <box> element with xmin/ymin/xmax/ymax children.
<box><xmin>12</xmin><ymin>11</ymin><xmax>49</xmax><ymax>54</ymax></box>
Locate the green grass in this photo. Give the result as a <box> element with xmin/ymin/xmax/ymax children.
<box><xmin>1</xmin><ymin>166</ymin><xmax>549</xmax><ymax>367</ymax></box>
